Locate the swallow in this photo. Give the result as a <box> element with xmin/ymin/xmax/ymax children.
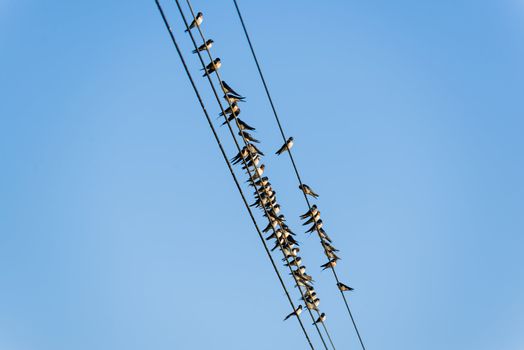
<box><xmin>305</xmin><ymin>298</ymin><xmax>320</xmax><ymax>311</ymax></box>
<box><xmin>224</xmin><ymin>94</ymin><xmax>246</xmax><ymax>104</ymax></box>
<box><xmin>201</xmin><ymin>58</ymin><xmax>221</xmax><ymax>76</ymax></box>
<box><xmin>221</xmin><ymin>81</ymin><xmax>245</xmax><ymax>99</ymax></box>
<box><xmin>325</xmin><ymin>251</ymin><xmax>340</xmax><ymax>261</ymax></box>
<box><xmin>257</xmin><ymin>187</ymin><xmax>274</xmax><ymax>198</ymax></box>
<box><xmin>230</xmin><ymin>148</ymin><xmax>247</xmax><ymax>165</ymax></box>
<box><xmin>283</xmin><ymin>305</ymin><xmax>302</xmax><ymax>321</ymax></box>
<box><xmin>251</xmin><ymin>196</ymin><xmax>275</xmax><ymax>208</ymax></box>
<box><xmin>185</xmin><ymin>12</ymin><xmax>203</xmax><ymax>32</ymax></box>
<box><xmin>241</xmin><ymin>155</ymin><xmax>260</xmax><ymax>169</ymax></box>
<box><xmin>304</xmin><ymin>290</ymin><xmax>317</xmax><ymax>300</ymax></box>
<box><xmin>286</xmin><ymin>235</ymin><xmax>299</xmax><ymax>246</ymax></box>
<box><xmin>262</xmin><ymin>220</ymin><xmax>278</xmax><ymax>233</ymax></box>
<box><xmin>247</xmin><ymin>144</ymin><xmax>264</xmax><ymax>156</ymax></box>
<box><xmin>292</xmin><ymin>266</ymin><xmax>307</xmax><ymax>276</ymax></box>
<box><xmin>252</xmin><ymin>164</ymin><xmax>265</xmax><ymax>178</ymax></box>
<box><xmin>299</xmin><ymin>184</ymin><xmax>319</xmax><ymax>198</ymax></box>
<box><xmin>275</xmin><ymin>137</ymin><xmax>294</xmax><ymax>155</ymax></box>
<box><xmin>283</xmin><ymin>247</ymin><xmax>300</xmax><ymax>259</ymax></box>
<box><xmin>302</xmin><ymin>212</ymin><xmax>321</xmax><ymax>225</ymax></box>
<box><xmin>284</xmin><ymin>257</ymin><xmax>302</xmax><ymax>267</ymax></box>
<box><xmin>318</xmin><ymin>228</ymin><xmax>332</xmax><ymax>242</ymax></box>
<box><xmin>337</xmin><ymin>282</ymin><xmax>354</xmax><ymax>292</ymax></box>
<box><xmin>323</xmin><ymin>242</ymin><xmax>339</xmax><ymax>252</ymax></box>
<box><xmin>305</xmin><ymin>219</ymin><xmax>323</xmax><ymax>233</ymax></box>
<box><xmin>295</xmin><ymin>279</ymin><xmax>313</xmax><ymax>289</ymax></box>
<box><xmin>320</xmin><ymin>259</ymin><xmax>337</xmax><ymax>270</ymax></box>
<box><xmin>313</xmin><ymin>313</ymin><xmax>326</xmax><ymax>324</ymax></box>
<box><xmin>300</xmin><ymin>205</ymin><xmax>318</xmax><ymax>219</ymax></box>
<box><xmin>192</xmin><ymin>39</ymin><xmax>213</xmax><ymax>53</ymax></box>
<box><xmin>239</xmin><ymin>131</ymin><xmax>260</xmax><ymax>143</ymax></box>
<box><xmin>280</xmin><ymin>224</ymin><xmax>295</xmax><ymax>236</ymax></box>
<box><xmin>220</xmin><ymin>111</ymin><xmax>241</xmax><ymax>126</ymax></box>
<box><xmin>219</xmin><ymin>102</ymin><xmax>239</xmax><ymax>116</ymax></box>
<box><xmin>301</xmin><ymin>292</ymin><xmax>317</xmax><ymax>301</ymax></box>
<box><xmin>251</xmin><ymin>176</ymin><xmax>269</xmax><ymax>187</ymax></box>
<box><xmin>236</xmin><ymin>119</ymin><xmax>255</xmax><ymax>131</ymax></box>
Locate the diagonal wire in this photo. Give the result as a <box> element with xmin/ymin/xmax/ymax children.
<box><xmin>230</xmin><ymin>1</ymin><xmax>367</xmax><ymax>349</ymax></box>
<box><xmin>174</xmin><ymin>1</ymin><xmax>333</xmax><ymax>349</ymax></box>
<box><xmin>154</xmin><ymin>1</ymin><xmax>316</xmax><ymax>348</ymax></box>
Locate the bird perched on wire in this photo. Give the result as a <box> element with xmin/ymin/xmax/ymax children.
<box><xmin>300</xmin><ymin>205</ymin><xmax>319</xmax><ymax>219</ymax></box>
<box><xmin>313</xmin><ymin>313</ymin><xmax>326</xmax><ymax>324</ymax></box>
<box><xmin>305</xmin><ymin>219</ymin><xmax>323</xmax><ymax>233</ymax></box>
<box><xmin>202</xmin><ymin>58</ymin><xmax>221</xmax><ymax>76</ymax></box>
<box><xmin>250</xmin><ymin>164</ymin><xmax>265</xmax><ymax>179</ymax></box>
<box><xmin>219</xmin><ymin>102</ymin><xmax>239</xmax><ymax>116</ymax></box>
<box><xmin>239</xmin><ymin>131</ymin><xmax>260</xmax><ymax>143</ymax></box>
<box><xmin>247</xmin><ymin>143</ymin><xmax>264</xmax><ymax>157</ymax></box>
<box><xmin>284</xmin><ymin>256</ymin><xmax>302</xmax><ymax>267</ymax></box>
<box><xmin>185</xmin><ymin>12</ymin><xmax>203</xmax><ymax>32</ymax></box>
<box><xmin>299</xmin><ymin>184</ymin><xmax>319</xmax><ymax>198</ymax></box>
<box><xmin>236</xmin><ymin>119</ymin><xmax>255</xmax><ymax>131</ymax></box>
<box><xmin>275</xmin><ymin>137</ymin><xmax>294</xmax><ymax>155</ymax></box>
<box><xmin>283</xmin><ymin>305</ymin><xmax>302</xmax><ymax>321</ymax></box>
<box><xmin>220</xmin><ymin>111</ymin><xmax>241</xmax><ymax>125</ymax></box>
<box><xmin>221</xmin><ymin>81</ymin><xmax>245</xmax><ymax>99</ymax></box>
<box><xmin>302</xmin><ymin>211</ymin><xmax>321</xmax><ymax>225</ymax></box>
<box><xmin>337</xmin><ymin>282</ymin><xmax>354</xmax><ymax>292</ymax></box>
<box><xmin>320</xmin><ymin>259</ymin><xmax>337</xmax><ymax>270</ymax></box>
<box><xmin>192</xmin><ymin>39</ymin><xmax>213</xmax><ymax>53</ymax></box>
<box><xmin>224</xmin><ymin>94</ymin><xmax>245</xmax><ymax>104</ymax></box>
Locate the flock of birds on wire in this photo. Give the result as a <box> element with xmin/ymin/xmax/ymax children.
<box><xmin>185</xmin><ymin>11</ymin><xmax>354</xmax><ymax>325</ymax></box>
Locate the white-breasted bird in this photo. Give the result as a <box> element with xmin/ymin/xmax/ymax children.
<box><xmin>192</xmin><ymin>39</ymin><xmax>213</xmax><ymax>53</ymax></box>
<box><xmin>305</xmin><ymin>219</ymin><xmax>323</xmax><ymax>233</ymax></box>
<box><xmin>219</xmin><ymin>102</ymin><xmax>239</xmax><ymax>116</ymax></box>
<box><xmin>239</xmin><ymin>130</ymin><xmax>260</xmax><ymax>143</ymax></box>
<box><xmin>313</xmin><ymin>313</ymin><xmax>326</xmax><ymax>324</ymax></box>
<box><xmin>224</xmin><ymin>94</ymin><xmax>246</xmax><ymax>104</ymax></box>
<box><xmin>300</xmin><ymin>205</ymin><xmax>319</xmax><ymax>219</ymax></box>
<box><xmin>299</xmin><ymin>184</ymin><xmax>319</xmax><ymax>198</ymax></box>
<box><xmin>185</xmin><ymin>12</ymin><xmax>203</xmax><ymax>32</ymax></box>
<box><xmin>337</xmin><ymin>282</ymin><xmax>354</xmax><ymax>292</ymax></box>
<box><xmin>275</xmin><ymin>137</ymin><xmax>294</xmax><ymax>155</ymax></box>
<box><xmin>283</xmin><ymin>305</ymin><xmax>302</xmax><ymax>321</ymax></box>
<box><xmin>236</xmin><ymin>119</ymin><xmax>255</xmax><ymax>131</ymax></box>
<box><xmin>202</xmin><ymin>58</ymin><xmax>221</xmax><ymax>76</ymax></box>
<box><xmin>320</xmin><ymin>259</ymin><xmax>337</xmax><ymax>270</ymax></box>
<box><xmin>302</xmin><ymin>211</ymin><xmax>321</xmax><ymax>225</ymax></box>
<box><xmin>221</xmin><ymin>81</ymin><xmax>244</xmax><ymax>98</ymax></box>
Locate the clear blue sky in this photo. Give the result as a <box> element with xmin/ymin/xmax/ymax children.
<box><xmin>1</xmin><ymin>0</ymin><xmax>523</xmax><ymax>349</ymax></box>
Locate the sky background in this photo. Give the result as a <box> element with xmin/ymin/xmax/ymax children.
<box><xmin>1</xmin><ymin>0</ymin><xmax>523</xmax><ymax>349</ymax></box>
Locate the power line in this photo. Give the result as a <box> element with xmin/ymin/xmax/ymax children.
<box><xmin>153</xmin><ymin>1</ymin><xmax>316</xmax><ymax>348</ymax></box>
<box><xmin>230</xmin><ymin>1</ymin><xmax>367</xmax><ymax>349</ymax></box>
<box><xmin>174</xmin><ymin>1</ymin><xmax>334</xmax><ymax>348</ymax></box>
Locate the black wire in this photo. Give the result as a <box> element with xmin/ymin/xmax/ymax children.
<box><xmin>230</xmin><ymin>1</ymin><xmax>367</xmax><ymax>349</ymax></box>
<box><xmin>175</xmin><ymin>1</ymin><xmax>332</xmax><ymax>349</ymax></box>
<box><xmin>154</xmin><ymin>2</ymin><xmax>316</xmax><ymax>349</ymax></box>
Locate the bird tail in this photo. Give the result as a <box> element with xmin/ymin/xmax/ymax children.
<box><xmin>192</xmin><ymin>48</ymin><xmax>198</xmax><ymax>54</ymax></box>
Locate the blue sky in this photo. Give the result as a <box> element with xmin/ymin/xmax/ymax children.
<box><xmin>1</xmin><ymin>0</ymin><xmax>523</xmax><ymax>349</ymax></box>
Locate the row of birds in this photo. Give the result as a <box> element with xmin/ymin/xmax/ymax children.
<box><xmin>185</xmin><ymin>11</ymin><xmax>353</xmax><ymax>324</ymax></box>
